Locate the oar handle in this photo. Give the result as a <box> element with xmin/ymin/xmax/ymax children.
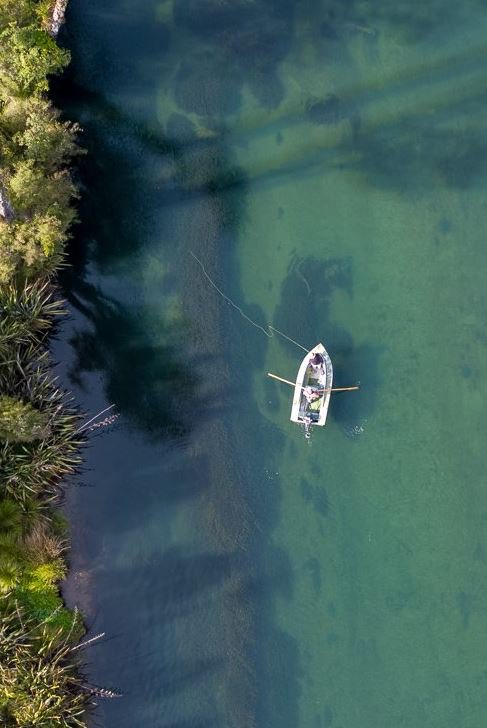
<box><xmin>327</xmin><ymin>386</ymin><xmax>360</xmax><ymax>392</ymax></box>
<box><xmin>267</xmin><ymin>373</ymin><xmax>359</xmax><ymax>393</ymax></box>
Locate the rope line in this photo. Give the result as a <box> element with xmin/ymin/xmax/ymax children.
<box><xmin>190</xmin><ymin>251</ymin><xmax>309</xmax><ymax>353</ymax></box>
<box><xmin>268</xmin><ymin>324</ymin><xmax>308</xmax><ymax>353</ymax></box>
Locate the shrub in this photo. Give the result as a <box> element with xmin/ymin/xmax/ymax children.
<box><xmin>0</xmin><ymin>214</ymin><xmax>66</xmax><ymax>281</ymax></box>
<box><xmin>0</xmin><ymin>280</ymin><xmax>65</xmax><ymax>358</ymax></box>
<box><xmin>24</xmin><ymin>521</ymin><xmax>66</xmax><ymax>564</ymax></box>
<box><xmin>0</xmin><ymin>23</ymin><xmax>70</xmax><ymax>97</ymax></box>
<box><xmin>0</xmin><ymin>0</ymin><xmax>36</xmax><ymax>28</ymax></box>
<box><xmin>0</xmin><ymin>436</ymin><xmax>82</xmax><ymax>504</ymax></box>
<box><xmin>0</xmin><ymin>395</ymin><xmax>50</xmax><ymax>442</ymax></box>
<box><xmin>0</xmin><ymin>5</ymin><xmax>90</xmax><ymax>724</ymax></box>
<box><xmin>0</xmin><ymin>556</ymin><xmax>21</xmax><ymax>593</ymax></box>
<box><xmin>26</xmin><ymin>558</ymin><xmax>67</xmax><ymax>588</ymax></box>
<box><xmin>0</xmin><ymin>532</ymin><xmax>23</xmax><ymax>592</ymax></box>
<box><xmin>13</xmin><ymin>97</ymin><xmax>82</xmax><ymax>172</ymax></box>
<box><xmin>0</xmin><ymin>609</ymin><xmax>89</xmax><ymax>726</ymax></box>
<box><xmin>0</xmin><ymin>499</ymin><xmax>22</xmax><ymax>534</ymax></box>
<box><xmin>7</xmin><ymin>159</ymin><xmax>78</xmax><ymax>226</ymax></box>
<box><xmin>14</xmin><ymin>584</ymin><xmax>76</xmax><ymax>635</ymax></box>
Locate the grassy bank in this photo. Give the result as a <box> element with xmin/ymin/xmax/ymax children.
<box><xmin>1</xmin><ymin>1</ymin><xmax>92</xmax><ymax>725</ymax></box>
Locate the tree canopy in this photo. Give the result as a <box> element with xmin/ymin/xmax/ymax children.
<box><xmin>0</xmin><ymin>24</ymin><xmax>70</xmax><ymax>97</ymax></box>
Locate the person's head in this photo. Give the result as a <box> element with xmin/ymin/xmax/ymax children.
<box><xmin>311</xmin><ymin>352</ymin><xmax>323</xmax><ymax>365</ymax></box>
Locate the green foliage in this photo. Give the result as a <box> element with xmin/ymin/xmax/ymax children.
<box><xmin>48</xmin><ymin>507</ymin><xmax>69</xmax><ymax>536</ymax></box>
<box><xmin>0</xmin><ymin>557</ymin><xmax>21</xmax><ymax>593</ymax></box>
<box><xmin>0</xmin><ymin>349</ymin><xmax>82</xmax><ymax>504</ymax></box>
<box><xmin>0</xmin><ymin>435</ymin><xmax>82</xmax><ymax>504</ymax></box>
<box><xmin>0</xmin><ymin>129</ymin><xmax>16</xmax><ymax>167</ymax></box>
<box><xmin>0</xmin><ymin>0</ymin><xmax>36</xmax><ymax>28</ymax></box>
<box><xmin>0</xmin><ymin>23</ymin><xmax>70</xmax><ymax>97</ymax></box>
<box><xmin>0</xmin><ymin>7</ymin><xmax>89</xmax><ymax>725</ymax></box>
<box><xmin>0</xmin><ymin>214</ymin><xmax>66</xmax><ymax>281</ymax></box>
<box><xmin>0</xmin><ymin>280</ymin><xmax>65</xmax><ymax>359</ymax></box>
<box><xmin>24</xmin><ymin>558</ymin><xmax>67</xmax><ymax>589</ymax></box>
<box><xmin>0</xmin><ymin>499</ymin><xmax>22</xmax><ymax>534</ymax></box>
<box><xmin>0</xmin><ymin>532</ymin><xmax>23</xmax><ymax>592</ymax></box>
<box><xmin>14</xmin><ymin>97</ymin><xmax>82</xmax><ymax>172</ymax></box>
<box><xmin>14</xmin><ymin>584</ymin><xmax>80</xmax><ymax>639</ymax></box>
<box><xmin>0</xmin><ymin>13</ymin><xmax>80</xmax><ymax>283</ymax></box>
<box><xmin>0</xmin><ymin>531</ymin><xmax>20</xmax><ymax>556</ymax></box>
<box><xmin>0</xmin><ymin>395</ymin><xmax>50</xmax><ymax>442</ymax></box>
<box><xmin>7</xmin><ymin>159</ymin><xmax>78</xmax><ymax>225</ymax></box>
<box><xmin>35</xmin><ymin>0</ymin><xmax>56</xmax><ymax>29</ymax></box>
<box><xmin>0</xmin><ymin>345</ymin><xmax>82</xmax><ymax>509</ymax></box>
<box><xmin>0</xmin><ymin>608</ymin><xmax>89</xmax><ymax>727</ymax></box>
<box><xmin>24</xmin><ymin>521</ymin><xmax>66</xmax><ymax>563</ymax></box>
<box><xmin>17</xmin><ymin>496</ymin><xmax>45</xmax><ymax>531</ymax></box>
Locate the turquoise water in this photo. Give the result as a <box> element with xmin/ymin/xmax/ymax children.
<box><xmin>58</xmin><ymin>1</ymin><xmax>487</xmax><ymax>726</ymax></box>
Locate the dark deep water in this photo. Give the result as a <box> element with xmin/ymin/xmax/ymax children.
<box><xmin>55</xmin><ymin>1</ymin><xmax>487</xmax><ymax>726</ymax></box>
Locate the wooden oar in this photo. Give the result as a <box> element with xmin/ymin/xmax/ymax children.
<box><xmin>267</xmin><ymin>372</ymin><xmax>359</xmax><ymax>393</ymax></box>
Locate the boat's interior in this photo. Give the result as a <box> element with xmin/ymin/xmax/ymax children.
<box><xmin>299</xmin><ymin>367</ymin><xmax>325</xmax><ymax>422</ymax></box>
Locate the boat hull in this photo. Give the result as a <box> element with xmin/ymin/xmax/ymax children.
<box><xmin>290</xmin><ymin>343</ymin><xmax>333</xmax><ymax>427</ymax></box>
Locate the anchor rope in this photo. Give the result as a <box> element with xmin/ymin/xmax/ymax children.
<box><xmin>190</xmin><ymin>250</ymin><xmax>309</xmax><ymax>353</ymax></box>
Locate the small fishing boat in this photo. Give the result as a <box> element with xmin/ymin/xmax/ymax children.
<box><xmin>290</xmin><ymin>343</ymin><xmax>333</xmax><ymax>430</ymax></box>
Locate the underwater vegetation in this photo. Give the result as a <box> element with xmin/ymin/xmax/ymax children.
<box><xmin>349</xmin><ymin>119</ymin><xmax>487</xmax><ymax>191</ymax></box>
<box><xmin>306</xmin><ymin>94</ymin><xmax>342</xmax><ymax>125</ymax></box>
<box><xmin>174</xmin><ymin>50</ymin><xmax>243</xmax><ymax>117</ymax></box>
<box><xmin>172</xmin><ymin>0</ymin><xmax>295</xmax><ymax>116</ymax></box>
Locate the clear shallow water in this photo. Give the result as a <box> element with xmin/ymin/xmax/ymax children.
<box><xmin>57</xmin><ymin>1</ymin><xmax>487</xmax><ymax>726</ymax></box>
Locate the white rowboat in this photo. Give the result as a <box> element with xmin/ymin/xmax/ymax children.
<box><xmin>290</xmin><ymin>343</ymin><xmax>333</xmax><ymax>428</ymax></box>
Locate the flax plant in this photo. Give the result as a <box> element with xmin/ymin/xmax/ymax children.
<box><xmin>0</xmin><ymin>1</ymin><xmax>98</xmax><ymax>724</ymax></box>
<box><xmin>0</xmin><ymin>608</ymin><xmax>92</xmax><ymax>727</ymax></box>
<box><xmin>0</xmin><ymin>280</ymin><xmax>66</xmax><ymax>358</ymax></box>
<box><xmin>0</xmin><ymin>351</ymin><xmax>82</xmax><ymax>503</ymax></box>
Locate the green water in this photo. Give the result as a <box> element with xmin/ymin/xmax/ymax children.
<box><xmin>59</xmin><ymin>1</ymin><xmax>487</xmax><ymax>726</ymax></box>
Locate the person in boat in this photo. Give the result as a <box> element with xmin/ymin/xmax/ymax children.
<box><xmin>303</xmin><ymin>386</ymin><xmax>321</xmax><ymax>403</ymax></box>
<box><xmin>309</xmin><ymin>352</ymin><xmax>325</xmax><ymax>376</ymax></box>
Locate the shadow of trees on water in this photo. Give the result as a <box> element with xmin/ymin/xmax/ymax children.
<box><xmin>55</xmin><ymin>36</ymin><xmax>301</xmax><ymax>728</ymax></box>
<box><xmin>63</xmin><ymin>283</ymin><xmax>197</xmax><ymax>440</ymax></box>
<box><xmin>54</xmin><ymin>68</ymin><xmax>249</xmax><ymax>442</ymax></box>
<box><xmin>172</xmin><ymin>0</ymin><xmax>295</xmax><ymax>113</ymax></box>
<box><xmin>346</xmin><ymin>110</ymin><xmax>487</xmax><ymax>192</ymax></box>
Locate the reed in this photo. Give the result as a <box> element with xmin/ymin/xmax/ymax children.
<box><xmin>0</xmin><ymin>2</ymin><xmax>93</xmax><ymax>723</ymax></box>
<box><xmin>0</xmin><ymin>280</ymin><xmax>66</xmax><ymax>358</ymax></box>
<box><xmin>0</xmin><ymin>607</ymin><xmax>92</xmax><ymax>727</ymax></box>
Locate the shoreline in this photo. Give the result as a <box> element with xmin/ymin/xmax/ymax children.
<box><xmin>0</xmin><ymin>0</ymin><xmax>105</xmax><ymax>723</ymax></box>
